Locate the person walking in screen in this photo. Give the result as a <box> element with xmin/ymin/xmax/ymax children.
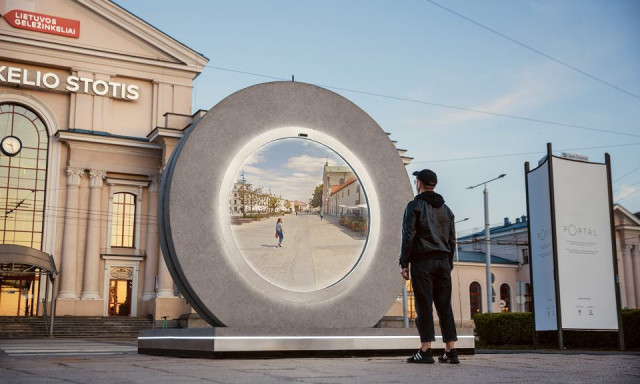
<box><xmin>275</xmin><ymin>218</ymin><xmax>284</xmax><ymax>247</ymax></box>
<box><xmin>400</xmin><ymin>169</ymin><xmax>459</xmax><ymax>364</ymax></box>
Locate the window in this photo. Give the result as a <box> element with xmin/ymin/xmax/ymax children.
<box><xmin>0</xmin><ymin>103</ymin><xmax>48</xmax><ymax>250</ymax></box>
<box><xmin>469</xmin><ymin>282</ymin><xmax>482</xmax><ymax>315</ymax></box>
<box><xmin>111</xmin><ymin>192</ymin><xmax>136</xmax><ymax>247</ymax></box>
<box><xmin>522</xmin><ymin>248</ymin><xmax>529</xmax><ymax>264</ymax></box>
<box><xmin>500</xmin><ymin>283</ymin><xmax>511</xmax><ymax>312</ymax></box>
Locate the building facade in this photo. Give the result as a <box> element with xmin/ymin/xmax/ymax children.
<box><xmin>0</xmin><ymin>0</ymin><xmax>207</xmax><ymax>320</ymax></box>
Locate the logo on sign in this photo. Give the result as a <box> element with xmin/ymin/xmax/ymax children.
<box><xmin>563</xmin><ymin>224</ymin><xmax>597</xmax><ymax>237</ymax></box>
<box><xmin>2</xmin><ymin>9</ymin><xmax>80</xmax><ymax>38</ymax></box>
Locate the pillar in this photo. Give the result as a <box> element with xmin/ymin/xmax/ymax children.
<box><xmin>622</xmin><ymin>244</ymin><xmax>636</xmax><ymax>308</ymax></box>
<box><xmin>633</xmin><ymin>246</ymin><xmax>640</xmax><ymax>309</ymax></box>
<box><xmin>156</xmin><ymin>248</ymin><xmax>175</xmax><ymax>297</ymax></box>
<box><xmin>142</xmin><ymin>174</ymin><xmax>160</xmax><ymax>301</ymax></box>
<box><xmin>81</xmin><ymin>170</ymin><xmax>105</xmax><ymax>299</ymax></box>
<box><xmin>58</xmin><ymin>167</ymin><xmax>84</xmax><ymax>299</ymax></box>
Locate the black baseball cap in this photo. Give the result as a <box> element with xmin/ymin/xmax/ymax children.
<box><xmin>413</xmin><ymin>169</ymin><xmax>437</xmax><ymax>186</ymax></box>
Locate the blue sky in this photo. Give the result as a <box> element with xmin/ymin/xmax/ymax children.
<box><xmin>115</xmin><ymin>0</ymin><xmax>640</xmax><ymax>232</ymax></box>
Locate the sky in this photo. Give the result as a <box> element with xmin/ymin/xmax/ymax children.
<box><xmin>115</xmin><ymin>0</ymin><xmax>640</xmax><ymax>233</ymax></box>
<box><xmin>236</xmin><ymin>138</ymin><xmax>345</xmax><ymax>202</ymax></box>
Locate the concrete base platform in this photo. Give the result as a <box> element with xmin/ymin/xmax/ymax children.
<box><xmin>138</xmin><ymin>327</ymin><xmax>475</xmax><ymax>358</ymax></box>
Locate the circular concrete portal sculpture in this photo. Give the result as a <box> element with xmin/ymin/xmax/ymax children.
<box><xmin>159</xmin><ymin>81</ymin><xmax>412</xmax><ymax>328</ymax></box>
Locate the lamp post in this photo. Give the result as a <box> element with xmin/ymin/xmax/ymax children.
<box><xmin>467</xmin><ymin>174</ymin><xmax>506</xmax><ymax>313</ymax></box>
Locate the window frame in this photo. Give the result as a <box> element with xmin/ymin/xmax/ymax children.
<box><xmin>105</xmin><ymin>180</ymin><xmax>147</xmax><ymax>251</ymax></box>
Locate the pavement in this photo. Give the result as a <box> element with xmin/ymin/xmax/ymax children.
<box><xmin>232</xmin><ymin>213</ymin><xmax>365</xmax><ymax>291</ymax></box>
<box><xmin>1</xmin><ymin>339</ymin><xmax>639</xmax><ymax>383</ymax></box>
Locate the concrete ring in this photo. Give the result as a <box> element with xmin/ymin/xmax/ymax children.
<box><xmin>159</xmin><ymin>81</ymin><xmax>412</xmax><ymax>328</ymax></box>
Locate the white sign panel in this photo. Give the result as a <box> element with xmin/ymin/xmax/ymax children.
<box><xmin>552</xmin><ymin>158</ymin><xmax>618</xmax><ymax>330</ymax></box>
<box><xmin>527</xmin><ymin>160</ymin><xmax>557</xmax><ymax>331</ymax></box>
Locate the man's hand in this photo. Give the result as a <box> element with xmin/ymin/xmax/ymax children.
<box><xmin>400</xmin><ymin>267</ymin><xmax>410</xmax><ymax>281</ymax></box>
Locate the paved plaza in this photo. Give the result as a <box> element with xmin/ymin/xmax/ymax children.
<box><xmin>0</xmin><ymin>339</ymin><xmax>639</xmax><ymax>383</ymax></box>
<box><xmin>232</xmin><ymin>213</ymin><xmax>365</xmax><ymax>291</ymax></box>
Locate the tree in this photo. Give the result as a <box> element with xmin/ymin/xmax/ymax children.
<box><xmin>238</xmin><ymin>173</ymin><xmax>249</xmax><ymax>217</ymax></box>
<box><xmin>310</xmin><ymin>184</ymin><xmax>323</xmax><ymax>208</ymax></box>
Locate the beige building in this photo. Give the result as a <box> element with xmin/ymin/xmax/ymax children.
<box><xmin>391</xmin><ymin>205</ymin><xmax>640</xmax><ymax>324</ymax></box>
<box><xmin>614</xmin><ymin>204</ymin><xmax>640</xmax><ymax>309</ymax></box>
<box><xmin>321</xmin><ymin>163</ymin><xmax>353</xmax><ymax>216</ymax></box>
<box><xmin>327</xmin><ymin>176</ymin><xmax>366</xmax><ymax>217</ymax></box>
<box><xmin>0</xmin><ymin>0</ymin><xmax>207</xmax><ymax>320</ymax></box>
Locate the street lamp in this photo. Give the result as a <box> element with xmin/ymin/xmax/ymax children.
<box><xmin>467</xmin><ymin>174</ymin><xmax>506</xmax><ymax>313</ymax></box>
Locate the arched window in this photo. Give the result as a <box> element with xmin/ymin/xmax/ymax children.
<box><xmin>111</xmin><ymin>192</ymin><xmax>136</xmax><ymax>247</ymax></box>
<box><xmin>500</xmin><ymin>283</ymin><xmax>511</xmax><ymax>312</ymax></box>
<box><xmin>469</xmin><ymin>282</ymin><xmax>482</xmax><ymax>315</ymax></box>
<box><xmin>0</xmin><ymin>103</ymin><xmax>49</xmax><ymax>250</ymax></box>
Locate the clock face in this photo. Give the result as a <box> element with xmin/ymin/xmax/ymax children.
<box><xmin>1</xmin><ymin>136</ymin><xmax>22</xmax><ymax>157</ymax></box>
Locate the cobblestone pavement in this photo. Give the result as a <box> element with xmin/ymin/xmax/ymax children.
<box><xmin>1</xmin><ymin>339</ymin><xmax>639</xmax><ymax>383</ymax></box>
<box><xmin>232</xmin><ymin>213</ymin><xmax>365</xmax><ymax>291</ymax></box>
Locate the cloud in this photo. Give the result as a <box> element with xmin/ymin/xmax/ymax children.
<box><xmin>403</xmin><ymin>63</ymin><xmax>565</xmax><ymax>130</ymax></box>
<box><xmin>284</xmin><ymin>155</ymin><xmax>340</xmax><ymax>173</ymax></box>
<box><xmin>614</xmin><ymin>184</ymin><xmax>640</xmax><ymax>202</ymax></box>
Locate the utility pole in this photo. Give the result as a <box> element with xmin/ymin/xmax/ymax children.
<box><xmin>467</xmin><ymin>174</ymin><xmax>506</xmax><ymax>313</ymax></box>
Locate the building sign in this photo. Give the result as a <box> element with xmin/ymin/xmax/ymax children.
<box><xmin>110</xmin><ymin>267</ymin><xmax>133</xmax><ymax>280</ymax></box>
<box><xmin>527</xmin><ymin>159</ymin><xmax>557</xmax><ymax>331</ymax></box>
<box><xmin>561</xmin><ymin>152</ymin><xmax>589</xmax><ymax>162</ymax></box>
<box><xmin>552</xmin><ymin>157</ymin><xmax>617</xmax><ymax>330</ymax></box>
<box><xmin>526</xmin><ymin>149</ymin><xmax>619</xmax><ymax>333</ymax></box>
<box><xmin>2</xmin><ymin>9</ymin><xmax>80</xmax><ymax>38</ymax></box>
<box><xmin>0</xmin><ymin>65</ymin><xmax>139</xmax><ymax>100</ymax></box>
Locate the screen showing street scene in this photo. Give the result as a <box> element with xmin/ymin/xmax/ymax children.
<box><xmin>229</xmin><ymin>138</ymin><xmax>369</xmax><ymax>292</ymax></box>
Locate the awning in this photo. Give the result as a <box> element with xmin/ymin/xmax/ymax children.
<box><xmin>0</xmin><ymin>244</ymin><xmax>57</xmax><ymax>278</ymax></box>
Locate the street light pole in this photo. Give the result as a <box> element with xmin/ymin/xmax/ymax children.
<box><xmin>467</xmin><ymin>174</ymin><xmax>506</xmax><ymax>314</ymax></box>
<box><xmin>484</xmin><ymin>185</ymin><xmax>491</xmax><ymax>313</ymax></box>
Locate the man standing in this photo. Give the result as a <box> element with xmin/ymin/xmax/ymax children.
<box><xmin>400</xmin><ymin>169</ymin><xmax>459</xmax><ymax>364</ymax></box>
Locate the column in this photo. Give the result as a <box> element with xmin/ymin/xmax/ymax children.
<box><xmin>633</xmin><ymin>246</ymin><xmax>640</xmax><ymax>309</ymax></box>
<box><xmin>622</xmin><ymin>244</ymin><xmax>636</xmax><ymax>308</ymax></box>
<box><xmin>58</xmin><ymin>167</ymin><xmax>84</xmax><ymax>299</ymax></box>
<box><xmin>81</xmin><ymin>170</ymin><xmax>105</xmax><ymax>299</ymax></box>
<box><xmin>156</xmin><ymin>248</ymin><xmax>175</xmax><ymax>297</ymax></box>
<box><xmin>142</xmin><ymin>174</ymin><xmax>160</xmax><ymax>300</ymax></box>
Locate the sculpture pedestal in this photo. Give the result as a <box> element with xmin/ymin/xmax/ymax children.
<box><xmin>138</xmin><ymin>327</ymin><xmax>475</xmax><ymax>358</ymax></box>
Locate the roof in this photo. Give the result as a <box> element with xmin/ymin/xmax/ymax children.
<box><xmin>458</xmin><ymin>217</ymin><xmax>528</xmax><ymax>240</ymax></box>
<box><xmin>324</xmin><ymin>166</ymin><xmax>352</xmax><ymax>174</ymax></box>
<box><xmin>330</xmin><ymin>176</ymin><xmax>357</xmax><ymax>195</ymax></box>
<box><xmin>456</xmin><ymin>251</ymin><xmax>518</xmax><ymax>265</ymax></box>
<box><xmin>614</xmin><ymin>204</ymin><xmax>640</xmax><ymax>226</ymax></box>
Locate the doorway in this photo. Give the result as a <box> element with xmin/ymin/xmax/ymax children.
<box><xmin>108</xmin><ymin>278</ymin><xmax>132</xmax><ymax>317</ymax></box>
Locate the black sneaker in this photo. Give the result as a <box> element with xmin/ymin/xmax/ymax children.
<box><xmin>406</xmin><ymin>348</ymin><xmax>435</xmax><ymax>364</ymax></box>
<box><xmin>438</xmin><ymin>349</ymin><xmax>460</xmax><ymax>364</ymax></box>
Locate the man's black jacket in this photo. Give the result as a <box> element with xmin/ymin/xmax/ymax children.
<box><xmin>399</xmin><ymin>191</ymin><xmax>456</xmax><ymax>268</ymax></box>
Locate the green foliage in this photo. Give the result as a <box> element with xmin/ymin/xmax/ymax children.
<box><xmin>472</xmin><ymin>312</ymin><xmax>533</xmax><ymax>345</ymax></box>
<box><xmin>310</xmin><ymin>184</ymin><xmax>323</xmax><ymax>208</ymax></box>
<box><xmin>473</xmin><ymin>310</ymin><xmax>640</xmax><ymax>349</ymax></box>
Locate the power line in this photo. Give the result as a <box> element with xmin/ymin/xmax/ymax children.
<box><xmin>205</xmin><ymin>64</ymin><xmax>640</xmax><ymax>138</ymax></box>
<box><xmin>411</xmin><ymin>142</ymin><xmax>640</xmax><ymax>165</ymax></box>
<box><xmin>617</xmin><ymin>188</ymin><xmax>640</xmax><ymax>203</ymax></box>
<box><xmin>614</xmin><ymin>165</ymin><xmax>640</xmax><ymax>183</ymax></box>
<box><xmin>424</xmin><ymin>0</ymin><xmax>640</xmax><ymax>101</ymax></box>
